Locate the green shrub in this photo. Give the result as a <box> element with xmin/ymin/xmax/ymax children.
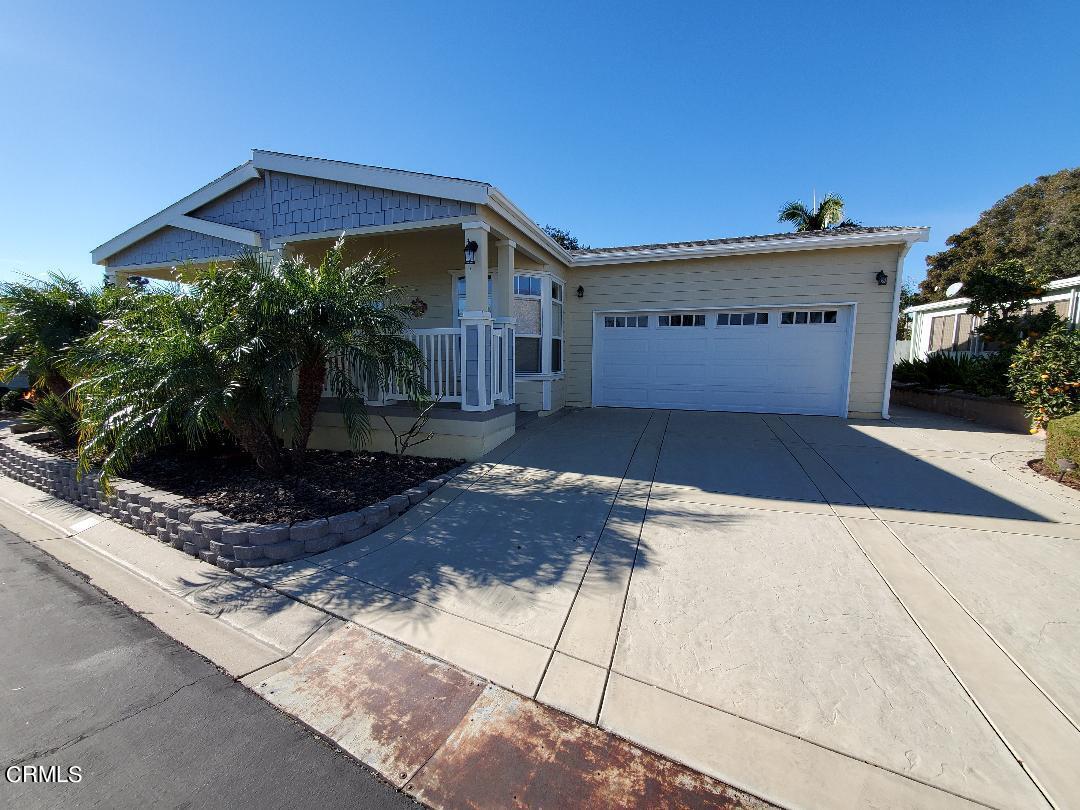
<box><xmin>1</xmin><ymin>389</ymin><xmax>29</xmax><ymax>412</ymax></box>
<box><xmin>1046</xmin><ymin>413</ymin><xmax>1080</xmax><ymax>485</ymax></box>
<box><xmin>24</xmin><ymin>393</ymin><xmax>79</xmax><ymax>446</ymax></box>
<box><xmin>892</xmin><ymin>351</ymin><xmax>1012</xmax><ymax>398</ymax></box>
<box><xmin>1008</xmin><ymin>326</ymin><xmax>1080</xmax><ymax>429</ymax></box>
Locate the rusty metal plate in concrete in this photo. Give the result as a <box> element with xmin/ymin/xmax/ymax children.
<box><xmin>406</xmin><ymin>685</ymin><xmax>770</xmax><ymax>809</ymax></box>
<box><xmin>253</xmin><ymin>623</ymin><xmax>485</xmax><ymax>786</ymax></box>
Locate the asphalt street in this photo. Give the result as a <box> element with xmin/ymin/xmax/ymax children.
<box><xmin>0</xmin><ymin>524</ymin><xmax>419</xmax><ymax>809</ymax></box>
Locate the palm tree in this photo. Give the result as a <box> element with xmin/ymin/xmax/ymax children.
<box><xmin>76</xmin><ymin>237</ymin><xmax>425</xmax><ymax>479</ymax></box>
<box><xmin>777</xmin><ymin>193</ymin><xmax>848</xmax><ymax>232</ymax></box>
<box><xmin>251</xmin><ymin>237</ymin><xmax>425</xmax><ymax>457</ymax></box>
<box><xmin>76</xmin><ymin>275</ymin><xmax>293</xmax><ymax>477</ymax></box>
<box><xmin>0</xmin><ymin>272</ymin><xmax>102</xmax><ymax>397</ymax></box>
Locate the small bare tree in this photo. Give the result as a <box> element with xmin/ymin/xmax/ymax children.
<box><xmin>381</xmin><ymin>396</ymin><xmax>441</xmax><ymax>455</ymax></box>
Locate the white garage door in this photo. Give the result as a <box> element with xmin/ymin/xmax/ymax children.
<box><xmin>593</xmin><ymin>305</ymin><xmax>854</xmax><ymax>416</ymax></box>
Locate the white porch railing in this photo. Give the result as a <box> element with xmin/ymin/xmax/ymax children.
<box><xmin>388</xmin><ymin>328</ymin><xmax>462</xmax><ymax>403</ymax></box>
<box><xmin>326</xmin><ymin>325</ymin><xmax>511</xmax><ymax>408</ymax></box>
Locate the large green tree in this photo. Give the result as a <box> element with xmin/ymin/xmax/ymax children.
<box><xmin>921</xmin><ymin>167</ymin><xmax>1080</xmax><ymax>300</ymax></box>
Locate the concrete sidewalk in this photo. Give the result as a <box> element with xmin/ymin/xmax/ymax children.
<box><xmin>233</xmin><ymin>406</ymin><xmax>1080</xmax><ymax>810</ymax></box>
<box><xmin>0</xmin><ymin>468</ymin><xmax>765</xmax><ymax>809</ymax></box>
<box><xmin>5</xmin><ymin>403</ymin><xmax>1080</xmax><ymax>808</ymax></box>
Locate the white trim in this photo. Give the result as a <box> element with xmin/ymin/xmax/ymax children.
<box><xmin>881</xmin><ymin>243</ymin><xmax>913</xmax><ymax>419</ymax></box>
<box><xmin>271</xmin><ymin>215</ymin><xmax>472</xmax><ymax>248</ymax></box>
<box><xmin>251</xmin><ymin>149</ymin><xmax>490</xmax><ymax>204</ymax></box>
<box><xmin>461</xmin><ymin>221</ymin><xmax>490</xmax><ymax>233</ymax></box>
<box><xmin>572</xmin><ymin>228</ymin><xmax>930</xmax><ymax>267</ymax></box>
<box><xmin>172</xmin><ymin>215</ymin><xmax>261</xmax><ymax>248</ymax></box>
<box><xmin>591</xmin><ymin>301</ymin><xmax>858</xmax><ymax>314</ymax></box>
<box><xmin>92</xmin><ymin>162</ymin><xmax>261</xmax><ymax>264</ymax></box>
<box><xmin>590</xmin><ymin>302</ymin><xmax>857</xmax><ymax>418</ymax></box>
<box><xmin>486</xmin><ymin>187</ymin><xmax>574</xmax><ymax>266</ymax></box>
<box><xmin>515</xmin><ymin>372</ymin><xmax>565</xmax><ymax>381</ymax></box>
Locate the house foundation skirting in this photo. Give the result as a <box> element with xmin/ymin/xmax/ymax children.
<box><xmin>311</xmin><ymin>402</ymin><xmax>516</xmax><ymax>460</ymax></box>
<box><xmin>0</xmin><ymin>428</ymin><xmax>457</xmax><ymax>572</ymax></box>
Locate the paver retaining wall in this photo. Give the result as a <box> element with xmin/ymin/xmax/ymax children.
<box><xmin>0</xmin><ymin>428</ymin><xmax>454</xmax><ymax>572</ymax></box>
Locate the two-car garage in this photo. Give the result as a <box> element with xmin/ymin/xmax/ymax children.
<box><xmin>591</xmin><ymin>304</ymin><xmax>855</xmax><ymax>416</ymax></box>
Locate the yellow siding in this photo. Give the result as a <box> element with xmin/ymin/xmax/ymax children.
<box><xmin>293</xmin><ymin>228</ymin><xmax>463</xmax><ymax>330</ymax></box>
<box><xmin>563</xmin><ymin>244</ymin><xmax>902</xmax><ymax>416</ymax></box>
<box><xmin>515</xmin><ymin>380</ymin><xmax>544</xmax><ymax>411</ymax></box>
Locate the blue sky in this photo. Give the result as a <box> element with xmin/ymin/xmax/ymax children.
<box><xmin>1</xmin><ymin>1</ymin><xmax>1077</xmax><ymax>289</ymax></box>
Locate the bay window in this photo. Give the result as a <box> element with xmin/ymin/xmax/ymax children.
<box><xmin>513</xmin><ymin>272</ymin><xmax>564</xmax><ymax>377</ymax></box>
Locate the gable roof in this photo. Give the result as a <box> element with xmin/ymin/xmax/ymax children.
<box><xmin>91</xmin><ymin>151</ymin><xmax>928</xmax><ymax>269</ymax></box>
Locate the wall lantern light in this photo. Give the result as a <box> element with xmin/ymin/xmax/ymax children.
<box><xmin>875</xmin><ymin>270</ymin><xmax>889</xmax><ymax>286</ymax></box>
<box><xmin>576</xmin><ymin>285</ymin><xmax>585</xmax><ymax>298</ymax></box>
<box><xmin>464</xmin><ymin>239</ymin><xmax>479</xmax><ymax>265</ymax></box>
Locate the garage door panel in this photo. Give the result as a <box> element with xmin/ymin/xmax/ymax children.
<box><xmin>595</xmin><ymin>306</ymin><xmax>852</xmax><ymax>416</ymax></box>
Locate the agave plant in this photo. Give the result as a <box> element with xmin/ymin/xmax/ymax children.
<box><xmin>777</xmin><ymin>193</ymin><xmax>849</xmax><ymax>232</ymax></box>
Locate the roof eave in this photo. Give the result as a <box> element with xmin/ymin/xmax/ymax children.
<box><xmin>571</xmin><ymin>227</ymin><xmax>930</xmax><ymax>267</ymax></box>
<box><xmin>92</xmin><ymin>162</ymin><xmax>261</xmax><ymax>265</ymax></box>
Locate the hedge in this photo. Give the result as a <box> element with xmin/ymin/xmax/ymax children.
<box><xmin>1046</xmin><ymin>413</ymin><xmax>1080</xmax><ymax>485</ymax></box>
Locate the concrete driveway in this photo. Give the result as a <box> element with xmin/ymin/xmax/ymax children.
<box><xmin>252</xmin><ymin>407</ymin><xmax>1080</xmax><ymax>809</ymax></box>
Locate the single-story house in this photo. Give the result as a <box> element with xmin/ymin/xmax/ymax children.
<box><xmin>92</xmin><ymin>150</ymin><xmax>929</xmax><ymax>458</ymax></box>
<box><xmin>904</xmin><ymin>275</ymin><xmax>1080</xmax><ymax>360</ymax></box>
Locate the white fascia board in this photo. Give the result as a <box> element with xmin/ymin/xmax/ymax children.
<box><xmin>92</xmin><ymin>163</ymin><xmax>261</xmax><ymax>264</ymax></box>
<box><xmin>572</xmin><ymin>228</ymin><xmax>930</xmax><ymax>267</ymax></box>
<box><xmin>903</xmin><ymin>274</ymin><xmax>1080</xmax><ymax>315</ymax></box>
<box><xmin>251</xmin><ymin>150</ymin><xmax>490</xmax><ymax>205</ymax></box>
<box><xmin>172</xmin><ymin>215</ymin><xmax>261</xmax><ymax>248</ymax></box>
<box><xmin>485</xmin><ymin>187</ymin><xmax>574</xmax><ymax>266</ymax></box>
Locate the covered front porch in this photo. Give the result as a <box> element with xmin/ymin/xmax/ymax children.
<box><xmin>285</xmin><ymin>217</ymin><xmax>557</xmax><ymax>458</ymax></box>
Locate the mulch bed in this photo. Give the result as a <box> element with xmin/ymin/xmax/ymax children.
<box><xmin>126</xmin><ymin>449</ymin><xmax>462</xmax><ymax>524</ymax></box>
<box><xmin>12</xmin><ymin>430</ymin><xmax>461</xmax><ymax>524</ymax></box>
<box><xmin>1028</xmin><ymin>458</ymin><xmax>1080</xmax><ymax>493</ymax></box>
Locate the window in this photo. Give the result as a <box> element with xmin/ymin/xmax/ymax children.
<box><xmin>455</xmin><ymin>275</ymin><xmax>494</xmax><ymax>318</ymax></box>
<box><xmin>551</xmin><ymin>281</ymin><xmax>563</xmax><ymax>373</ymax></box>
<box><xmin>659</xmin><ymin>313</ymin><xmax>705</xmax><ymax>327</ymax></box>
<box><xmin>515</xmin><ymin>336</ymin><xmax>541</xmax><ymax>373</ymax></box>
<box><xmin>512</xmin><ymin>273</ymin><xmax>565</xmax><ymax>375</ymax></box>
<box><xmin>514</xmin><ymin>275</ymin><xmax>542</xmax><ymax>296</ymax></box>
<box><xmin>780</xmin><ymin>309</ymin><xmax>838</xmax><ymax>325</ymax></box>
<box><xmin>717</xmin><ymin>312</ymin><xmax>768</xmax><ymax>326</ymax></box>
<box><xmin>604</xmin><ymin>315</ymin><xmax>649</xmax><ymax>328</ymax></box>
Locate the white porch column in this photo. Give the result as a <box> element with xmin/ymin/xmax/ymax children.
<box><xmin>460</xmin><ymin>223</ymin><xmax>494</xmax><ymax>412</ymax></box>
<box><xmin>494</xmin><ymin>240</ymin><xmax>516</xmax><ymax>404</ymax></box>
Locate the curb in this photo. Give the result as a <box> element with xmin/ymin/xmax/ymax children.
<box><xmin>0</xmin><ymin>463</ymin><xmax>769</xmax><ymax>809</ymax></box>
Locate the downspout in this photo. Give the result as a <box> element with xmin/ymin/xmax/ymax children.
<box><xmin>881</xmin><ymin>241</ymin><xmax>914</xmax><ymax>419</ymax></box>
